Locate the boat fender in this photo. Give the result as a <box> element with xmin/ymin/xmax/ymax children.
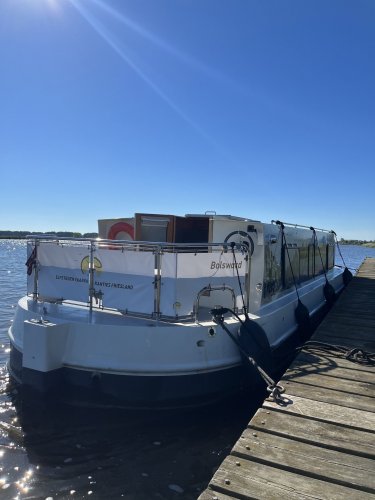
<box><xmin>238</xmin><ymin>319</ymin><xmax>272</xmax><ymax>372</ymax></box>
<box><xmin>108</xmin><ymin>222</ymin><xmax>134</xmax><ymax>240</ymax></box>
<box><xmin>323</xmin><ymin>282</ymin><xmax>336</xmax><ymax>306</ymax></box>
<box><xmin>343</xmin><ymin>267</ymin><xmax>353</xmax><ymax>286</ymax></box>
<box><xmin>295</xmin><ymin>299</ymin><xmax>311</xmax><ymax>341</ymax></box>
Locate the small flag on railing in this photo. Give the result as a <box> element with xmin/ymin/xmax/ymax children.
<box><xmin>25</xmin><ymin>247</ymin><xmax>37</xmax><ymax>276</ymax></box>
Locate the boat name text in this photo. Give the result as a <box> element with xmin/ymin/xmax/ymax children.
<box><xmin>210</xmin><ymin>261</ymin><xmax>242</xmax><ymax>270</ymax></box>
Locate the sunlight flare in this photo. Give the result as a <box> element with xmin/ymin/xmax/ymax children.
<box><xmin>67</xmin><ymin>0</ymin><xmax>216</xmax><ymax>143</ymax></box>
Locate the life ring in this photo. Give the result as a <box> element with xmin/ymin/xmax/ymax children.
<box><xmin>108</xmin><ymin>222</ymin><xmax>134</xmax><ymax>240</ymax></box>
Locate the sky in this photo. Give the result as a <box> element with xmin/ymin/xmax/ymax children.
<box><xmin>0</xmin><ymin>0</ymin><xmax>374</xmax><ymax>239</ymax></box>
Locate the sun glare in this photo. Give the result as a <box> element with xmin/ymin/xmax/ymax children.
<box><xmin>24</xmin><ymin>0</ymin><xmax>63</xmax><ymax>14</ymax></box>
<box><xmin>45</xmin><ymin>0</ymin><xmax>62</xmax><ymax>12</ymax></box>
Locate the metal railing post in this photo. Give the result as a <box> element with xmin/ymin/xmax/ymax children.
<box><xmin>153</xmin><ymin>246</ymin><xmax>162</xmax><ymax>317</ymax></box>
<box><xmin>245</xmin><ymin>245</ymin><xmax>251</xmax><ymax>312</ymax></box>
<box><xmin>89</xmin><ymin>240</ymin><xmax>95</xmax><ymax>313</ymax></box>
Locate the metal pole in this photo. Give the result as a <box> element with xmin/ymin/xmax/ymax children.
<box><xmin>154</xmin><ymin>247</ymin><xmax>162</xmax><ymax>317</ymax></box>
<box><xmin>245</xmin><ymin>245</ymin><xmax>251</xmax><ymax>312</ymax></box>
<box><xmin>89</xmin><ymin>240</ymin><xmax>95</xmax><ymax>314</ymax></box>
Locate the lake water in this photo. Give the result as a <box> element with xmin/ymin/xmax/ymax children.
<box><xmin>1</xmin><ymin>240</ymin><xmax>374</xmax><ymax>499</ymax></box>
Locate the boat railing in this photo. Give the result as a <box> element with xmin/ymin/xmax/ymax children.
<box><xmin>194</xmin><ymin>285</ymin><xmax>237</xmax><ymax>322</ymax></box>
<box><xmin>25</xmin><ymin>236</ymin><xmax>250</xmax><ymax>321</ymax></box>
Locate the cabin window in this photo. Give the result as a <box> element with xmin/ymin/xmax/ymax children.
<box><xmin>135</xmin><ymin>213</ymin><xmax>175</xmax><ymax>242</ymax></box>
<box><xmin>315</xmin><ymin>244</ymin><xmax>330</xmax><ymax>276</ymax></box>
<box><xmin>174</xmin><ymin>217</ymin><xmax>209</xmax><ymax>244</ymax></box>
<box><xmin>282</xmin><ymin>245</ymin><xmax>300</xmax><ymax>289</ymax></box>
<box><xmin>308</xmin><ymin>244</ymin><xmax>315</xmax><ymax>277</ymax></box>
<box><xmin>299</xmin><ymin>245</ymin><xmax>309</xmax><ymax>281</ymax></box>
<box><xmin>141</xmin><ymin>218</ymin><xmax>169</xmax><ymax>242</ymax></box>
<box><xmin>263</xmin><ymin>242</ymin><xmax>283</xmax><ymax>301</ymax></box>
<box><xmin>326</xmin><ymin>243</ymin><xmax>334</xmax><ymax>269</ymax></box>
<box><xmin>318</xmin><ymin>245</ymin><xmax>324</xmax><ymax>275</ymax></box>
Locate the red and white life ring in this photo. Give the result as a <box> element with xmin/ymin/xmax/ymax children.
<box><xmin>107</xmin><ymin>222</ymin><xmax>134</xmax><ymax>240</ymax></box>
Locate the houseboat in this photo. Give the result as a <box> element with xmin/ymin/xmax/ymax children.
<box><xmin>8</xmin><ymin>213</ymin><xmax>348</xmax><ymax>407</ymax></box>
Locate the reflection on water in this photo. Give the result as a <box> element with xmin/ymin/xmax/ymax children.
<box><xmin>1</xmin><ymin>374</ymin><xmax>263</xmax><ymax>499</ymax></box>
<box><xmin>1</xmin><ymin>240</ymin><xmax>375</xmax><ymax>498</ymax></box>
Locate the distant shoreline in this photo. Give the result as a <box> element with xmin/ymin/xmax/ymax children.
<box><xmin>0</xmin><ymin>232</ymin><xmax>98</xmax><ymax>239</ymax></box>
<box><xmin>0</xmin><ymin>232</ymin><xmax>373</xmax><ymax>247</ymax></box>
<box><xmin>340</xmin><ymin>240</ymin><xmax>375</xmax><ymax>248</ymax></box>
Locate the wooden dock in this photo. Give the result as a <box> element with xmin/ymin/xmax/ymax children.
<box><xmin>199</xmin><ymin>258</ymin><xmax>375</xmax><ymax>500</ymax></box>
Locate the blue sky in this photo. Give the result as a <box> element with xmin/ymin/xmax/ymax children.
<box><xmin>1</xmin><ymin>0</ymin><xmax>374</xmax><ymax>239</ymax></box>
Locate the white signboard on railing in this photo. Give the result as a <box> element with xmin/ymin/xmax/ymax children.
<box><xmin>37</xmin><ymin>242</ymin><xmax>91</xmax><ymax>302</ymax></box>
<box><xmin>94</xmin><ymin>248</ymin><xmax>155</xmax><ymax>313</ymax></box>
<box><xmin>160</xmin><ymin>251</ymin><xmax>247</xmax><ymax>316</ymax></box>
<box><xmin>30</xmin><ymin>241</ymin><xmax>247</xmax><ymax>318</ymax></box>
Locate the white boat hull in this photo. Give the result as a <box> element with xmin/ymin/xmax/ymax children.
<box><xmin>8</xmin><ymin>269</ymin><xmax>344</xmax><ymax>407</ymax></box>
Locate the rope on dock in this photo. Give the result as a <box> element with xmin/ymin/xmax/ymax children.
<box><xmin>300</xmin><ymin>340</ymin><xmax>375</xmax><ymax>365</ymax></box>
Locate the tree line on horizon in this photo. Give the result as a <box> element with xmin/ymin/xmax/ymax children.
<box><xmin>0</xmin><ymin>231</ymin><xmax>373</xmax><ymax>246</ymax></box>
<box><xmin>339</xmin><ymin>238</ymin><xmax>375</xmax><ymax>247</ymax></box>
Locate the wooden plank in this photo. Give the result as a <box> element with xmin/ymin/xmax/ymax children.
<box><xmin>328</xmin><ymin>306</ymin><xmax>375</xmax><ymax>314</ymax></box>
<box><xmin>263</xmin><ymin>395</ymin><xmax>375</xmax><ymax>430</ymax></box>
<box><xmin>198</xmin><ymin>489</ymin><xmax>234</xmax><ymax>500</ymax></box>
<box><xmin>320</xmin><ymin>317</ymin><xmax>375</xmax><ymax>330</ymax></box>
<box><xmin>292</xmin><ymin>351</ymin><xmax>375</xmax><ymax>373</ymax></box>
<box><xmin>327</xmin><ymin>312</ymin><xmax>375</xmax><ymax>323</ymax></box>
<box><xmin>291</xmin><ymin>348</ymin><xmax>375</xmax><ymax>377</ymax></box>
<box><xmin>312</xmin><ymin>326</ymin><xmax>375</xmax><ymax>344</ymax></box>
<box><xmin>208</xmin><ymin>455</ymin><xmax>374</xmax><ymax>500</ymax></box>
<box><xmin>325</xmin><ymin>322</ymin><xmax>375</xmax><ymax>333</ymax></box>
<box><xmin>315</xmin><ymin>323</ymin><xmax>375</xmax><ymax>339</ymax></box>
<box><xmin>356</xmin><ymin>280</ymin><xmax>375</xmax><ymax>284</ymax></box>
<box><xmin>311</xmin><ymin>333</ymin><xmax>375</xmax><ymax>352</ymax></box>
<box><xmin>282</xmin><ymin>371</ymin><xmax>375</xmax><ymax>397</ymax></box>
<box><xmin>287</xmin><ymin>364</ymin><xmax>375</xmax><ymax>384</ymax></box>
<box><xmin>333</xmin><ymin>298</ymin><xmax>375</xmax><ymax>306</ymax></box>
<box><xmin>332</xmin><ymin>299</ymin><xmax>375</xmax><ymax>309</ymax></box>
<box><xmin>332</xmin><ymin>290</ymin><xmax>375</xmax><ymax>298</ymax></box>
<box><xmin>316</xmin><ymin>319</ymin><xmax>375</xmax><ymax>332</ymax></box>
<box><xmin>278</xmin><ymin>379</ymin><xmax>375</xmax><ymax>412</ymax></box>
<box><xmin>249</xmin><ymin>408</ymin><xmax>375</xmax><ymax>458</ymax></box>
<box><xmin>232</xmin><ymin>428</ymin><xmax>375</xmax><ymax>492</ymax></box>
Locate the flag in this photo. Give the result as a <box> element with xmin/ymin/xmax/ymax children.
<box><xmin>25</xmin><ymin>246</ymin><xmax>37</xmax><ymax>276</ymax></box>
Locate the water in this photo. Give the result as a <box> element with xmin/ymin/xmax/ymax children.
<box><xmin>1</xmin><ymin>240</ymin><xmax>374</xmax><ymax>499</ymax></box>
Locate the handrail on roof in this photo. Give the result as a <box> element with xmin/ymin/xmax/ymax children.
<box><xmin>271</xmin><ymin>220</ymin><xmax>334</xmax><ymax>234</ymax></box>
<box><xmin>25</xmin><ymin>235</ymin><xmax>250</xmax><ymax>251</ymax></box>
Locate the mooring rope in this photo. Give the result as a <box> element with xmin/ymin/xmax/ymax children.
<box><xmin>331</xmin><ymin>230</ymin><xmax>348</xmax><ymax>268</ymax></box>
<box><xmin>210</xmin><ymin>307</ymin><xmax>286</xmax><ymax>404</ymax></box>
<box><xmin>300</xmin><ymin>340</ymin><xmax>375</xmax><ymax>365</ymax></box>
<box><xmin>274</xmin><ymin>221</ymin><xmax>311</xmax><ymax>333</ymax></box>
<box><xmin>310</xmin><ymin>226</ymin><xmax>337</xmax><ymax>305</ymax></box>
<box><xmin>330</xmin><ymin>230</ymin><xmax>355</xmax><ymax>284</ymax></box>
<box><xmin>229</xmin><ymin>242</ymin><xmax>248</xmax><ymax>318</ymax></box>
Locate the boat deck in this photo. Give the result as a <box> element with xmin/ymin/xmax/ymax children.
<box><xmin>198</xmin><ymin>258</ymin><xmax>375</xmax><ymax>499</ymax></box>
